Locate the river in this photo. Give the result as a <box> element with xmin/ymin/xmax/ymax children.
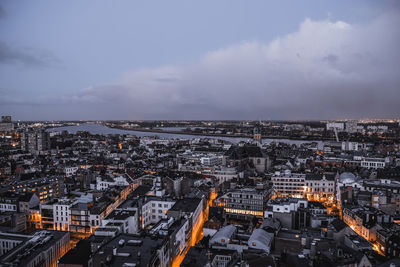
<box><xmin>46</xmin><ymin>123</ymin><xmax>325</xmax><ymax>148</ymax></box>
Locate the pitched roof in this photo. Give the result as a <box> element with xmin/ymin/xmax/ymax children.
<box><xmin>224</xmin><ymin>145</ymin><xmax>265</xmax><ymax>159</ymax></box>
<box><xmin>210</xmin><ymin>225</ymin><xmax>236</xmax><ymax>245</ymax></box>
<box><xmin>330</xmin><ymin>218</ymin><xmax>348</xmax><ymax>232</ymax></box>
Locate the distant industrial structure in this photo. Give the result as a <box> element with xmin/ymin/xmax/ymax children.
<box><xmin>0</xmin><ymin>115</ymin><xmax>14</xmax><ymax>132</ymax></box>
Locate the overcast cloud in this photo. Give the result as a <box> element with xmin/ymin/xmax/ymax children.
<box><xmin>0</xmin><ymin>1</ymin><xmax>399</xmax><ymax>120</ymax></box>
<box><xmin>0</xmin><ymin>41</ymin><xmax>61</xmax><ymax>68</ymax></box>
<box><xmin>66</xmin><ymin>11</ymin><xmax>400</xmax><ymax>120</ymax></box>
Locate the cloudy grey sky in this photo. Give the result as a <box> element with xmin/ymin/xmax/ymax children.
<box><xmin>0</xmin><ymin>0</ymin><xmax>399</xmax><ymax>120</ymax></box>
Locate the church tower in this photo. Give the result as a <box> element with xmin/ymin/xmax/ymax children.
<box><xmin>253</xmin><ymin>123</ymin><xmax>262</xmax><ymax>146</ymax></box>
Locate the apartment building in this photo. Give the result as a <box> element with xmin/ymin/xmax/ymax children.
<box><xmin>0</xmin><ymin>230</ymin><xmax>70</xmax><ymax>267</ymax></box>
<box><xmin>39</xmin><ymin>198</ymin><xmax>76</xmax><ymax>231</ymax></box>
<box><xmin>102</xmin><ymin>209</ymin><xmax>138</xmax><ymax>234</ymax></box>
<box><xmin>69</xmin><ymin>202</ymin><xmax>91</xmax><ymax>233</ymax></box>
<box><xmin>167</xmin><ymin>198</ymin><xmax>204</xmax><ymax>246</ymax></box>
<box><xmin>304</xmin><ymin>173</ymin><xmax>336</xmax><ymax>202</ymax></box>
<box><xmin>95</xmin><ymin>175</ymin><xmax>130</xmax><ymax>191</ymax></box>
<box><xmin>363</xmin><ymin>179</ymin><xmax>400</xmax><ymax>194</ymax></box>
<box><xmin>64</xmin><ymin>166</ymin><xmax>79</xmax><ymax>177</ymax></box>
<box><xmin>361</xmin><ymin>157</ymin><xmax>387</xmax><ymax>169</ymax></box>
<box><xmin>218</xmin><ymin>188</ymin><xmax>268</xmax><ymax>220</ymax></box>
<box><xmin>200</xmin><ymin>155</ymin><xmax>222</xmax><ymax>166</ymax></box>
<box><xmin>264</xmin><ymin>198</ymin><xmax>310</xmax><ymax>229</ymax></box>
<box><xmin>0</xmin><ymin>193</ymin><xmax>18</xmax><ymax>212</ymax></box>
<box><xmin>272</xmin><ymin>171</ymin><xmax>336</xmax><ymax>201</ymax></box>
<box><xmin>10</xmin><ymin>176</ymin><xmax>64</xmax><ymax>202</ymax></box>
<box><xmin>271</xmin><ymin>171</ymin><xmax>306</xmax><ymax>197</ymax></box>
<box><xmin>141</xmin><ymin>197</ymin><xmax>176</xmax><ymax>228</ymax></box>
<box><xmin>0</xmin><ymin>233</ymin><xmax>28</xmax><ymax>256</ymax></box>
<box><xmin>343</xmin><ymin>206</ymin><xmax>392</xmax><ymax>242</ymax></box>
<box><xmin>20</xmin><ymin>129</ymin><xmax>50</xmax><ymax>153</ymax></box>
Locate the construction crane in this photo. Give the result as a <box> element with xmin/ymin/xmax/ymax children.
<box><xmin>334</xmin><ymin>127</ymin><xmax>340</xmax><ymax>142</ymax></box>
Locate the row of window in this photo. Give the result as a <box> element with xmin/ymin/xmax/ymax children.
<box><xmin>227</xmin><ymin>204</ymin><xmax>261</xmax><ymax>210</ymax></box>
<box><xmin>306</xmin><ymin>183</ymin><xmax>334</xmax><ymax>186</ymax></box>
<box><xmin>152</xmin><ymin>203</ymin><xmax>170</xmax><ymax>208</ymax></box>
<box><xmin>274</xmin><ymin>187</ymin><xmax>303</xmax><ymax>191</ymax></box>
<box><xmin>56</xmin><ymin>216</ymin><xmax>69</xmax><ymax>222</ymax></box>
<box><xmin>230</xmin><ymin>194</ymin><xmax>262</xmax><ymax>200</ymax></box>
<box><xmin>1</xmin><ymin>240</ymin><xmax>20</xmax><ymax>249</ymax></box>
<box><xmin>273</xmin><ymin>178</ymin><xmax>304</xmax><ymax>182</ymax></box>
<box><xmin>273</xmin><ymin>182</ymin><xmax>305</xmax><ymax>186</ymax></box>
<box><xmin>225</xmin><ymin>208</ymin><xmax>263</xmax><ymax>216</ymax></box>
<box><xmin>0</xmin><ymin>204</ymin><xmax>16</xmax><ymax>211</ymax></box>
<box><xmin>229</xmin><ymin>199</ymin><xmax>262</xmax><ymax>205</ymax></box>
<box><xmin>305</xmin><ymin>188</ymin><xmax>334</xmax><ymax>192</ymax></box>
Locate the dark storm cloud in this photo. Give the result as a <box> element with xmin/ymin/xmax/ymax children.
<box><xmin>0</xmin><ymin>41</ymin><xmax>60</xmax><ymax>67</ymax></box>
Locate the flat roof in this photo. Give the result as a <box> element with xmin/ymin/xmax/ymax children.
<box><xmin>129</xmin><ymin>185</ymin><xmax>152</xmax><ymax>197</ymax></box>
<box><xmin>0</xmin><ymin>230</ymin><xmax>69</xmax><ymax>266</ymax></box>
<box><xmin>0</xmin><ymin>233</ymin><xmax>29</xmax><ymax>242</ymax></box>
<box><xmin>93</xmin><ymin>234</ymin><xmax>165</xmax><ymax>267</ymax></box>
<box><xmin>106</xmin><ymin>210</ymin><xmax>136</xmax><ymax>220</ymax></box>
<box><xmin>169</xmin><ymin>198</ymin><xmax>202</xmax><ymax>213</ymax></box>
<box><xmin>58</xmin><ymin>239</ymin><xmax>91</xmax><ymax>265</ymax></box>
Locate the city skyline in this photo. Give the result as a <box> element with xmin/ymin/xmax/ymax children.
<box><xmin>1</xmin><ymin>3</ymin><xmax>400</xmax><ymax>264</ymax></box>
<box><xmin>1</xmin><ymin>1</ymin><xmax>400</xmax><ymax>120</ymax></box>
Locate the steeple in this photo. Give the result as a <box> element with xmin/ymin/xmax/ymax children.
<box><xmin>253</xmin><ymin>123</ymin><xmax>262</xmax><ymax>146</ymax></box>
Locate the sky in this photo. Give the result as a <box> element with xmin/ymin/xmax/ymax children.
<box><xmin>0</xmin><ymin>0</ymin><xmax>399</xmax><ymax>121</ymax></box>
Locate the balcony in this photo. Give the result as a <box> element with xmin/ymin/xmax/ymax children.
<box><xmin>71</xmin><ymin>210</ymin><xmax>89</xmax><ymax>216</ymax></box>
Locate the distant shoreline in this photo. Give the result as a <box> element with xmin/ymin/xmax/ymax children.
<box><xmin>106</xmin><ymin>124</ymin><xmax>335</xmax><ymax>142</ymax></box>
